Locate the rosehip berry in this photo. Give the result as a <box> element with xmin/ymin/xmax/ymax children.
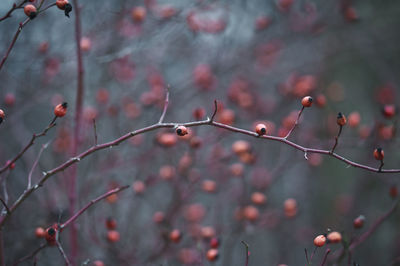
<box><xmin>24</xmin><ymin>4</ymin><xmax>37</xmax><ymax>19</ymax></box>
<box><xmin>301</xmin><ymin>96</ymin><xmax>313</xmax><ymax>107</ymax></box>
<box><xmin>169</xmin><ymin>229</ymin><xmax>182</xmax><ymax>243</ymax></box>
<box><xmin>176</xmin><ymin>126</ymin><xmax>188</xmax><ymax>136</ymax></box>
<box><xmin>45</xmin><ymin>224</ymin><xmax>59</xmax><ymax>245</ymax></box>
<box><xmin>54</xmin><ymin>102</ymin><xmax>68</xmax><ymax>117</ymax></box>
<box><xmin>131</xmin><ymin>6</ymin><xmax>147</xmax><ymax>23</ymax></box>
<box><xmin>0</xmin><ymin>109</ymin><xmax>5</xmax><ymax>124</ymax></box>
<box><xmin>327</xmin><ymin>231</ymin><xmax>342</xmax><ymax>244</ymax></box>
<box><xmin>210</xmin><ymin>237</ymin><xmax>220</xmax><ymax>248</ymax></box>
<box><xmin>373</xmin><ymin>148</ymin><xmax>384</xmax><ymax>161</ymax></box>
<box><xmin>313</xmin><ymin>235</ymin><xmax>326</xmax><ymax>247</ymax></box>
<box><xmin>56</xmin><ymin>0</ymin><xmax>69</xmax><ymax>10</ymax></box>
<box><xmin>106</xmin><ymin>217</ymin><xmax>117</xmax><ymax>230</ymax></box>
<box><xmin>107</xmin><ymin>230</ymin><xmax>120</xmax><ymax>243</ymax></box>
<box><xmin>255</xmin><ymin>123</ymin><xmax>267</xmax><ymax>135</ymax></box>
<box><xmin>353</xmin><ymin>215</ymin><xmax>365</xmax><ymax>229</ymax></box>
<box><xmin>35</xmin><ymin>227</ymin><xmax>46</xmax><ymax>238</ymax></box>
<box><xmin>206</xmin><ymin>248</ymin><xmax>219</xmax><ymax>262</ymax></box>
<box><xmin>336</xmin><ymin>112</ymin><xmax>347</xmax><ymax>126</ymax></box>
<box><xmin>382</xmin><ymin>104</ymin><xmax>396</xmax><ymax>118</ymax></box>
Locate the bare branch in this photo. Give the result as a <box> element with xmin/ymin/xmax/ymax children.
<box><xmin>209</xmin><ymin>100</ymin><xmax>218</xmax><ymax>123</ymax></box>
<box><xmin>0</xmin><ymin>197</ymin><xmax>10</xmax><ymax>215</ymax></box>
<box><xmin>93</xmin><ymin>119</ymin><xmax>98</xmax><ymax>146</ymax></box>
<box><xmin>320</xmin><ymin>249</ymin><xmax>331</xmax><ymax>266</ymax></box>
<box><xmin>56</xmin><ymin>240</ymin><xmax>71</xmax><ymax>266</ymax></box>
<box><xmin>27</xmin><ymin>142</ymin><xmax>50</xmax><ymax>189</ymax></box>
<box><xmin>241</xmin><ymin>240</ymin><xmax>249</xmax><ymax>266</ymax></box>
<box><xmin>13</xmin><ymin>243</ymin><xmax>47</xmax><ymax>266</ymax></box>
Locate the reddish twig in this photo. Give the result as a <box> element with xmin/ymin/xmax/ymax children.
<box><xmin>0</xmin><ymin>116</ymin><xmax>57</xmax><ymax>174</ymax></box>
<box><xmin>13</xmin><ymin>243</ymin><xmax>47</xmax><ymax>266</ymax></box>
<box><xmin>241</xmin><ymin>240</ymin><xmax>249</xmax><ymax>266</ymax></box>
<box><xmin>320</xmin><ymin>249</ymin><xmax>331</xmax><ymax>266</ymax></box>
<box><xmin>60</xmin><ymin>185</ymin><xmax>129</xmax><ymax>229</ymax></box>
<box><xmin>285</xmin><ymin>106</ymin><xmax>305</xmax><ymax>139</ymax></box>
<box><xmin>92</xmin><ymin>119</ymin><xmax>98</xmax><ymax>146</ymax></box>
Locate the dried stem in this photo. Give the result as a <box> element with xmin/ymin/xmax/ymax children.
<box><xmin>0</xmin><ymin>116</ymin><xmax>57</xmax><ymax>174</ymax></box>
<box><xmin>241</xmin><ymin>240</ymin><xmax>249</xmax><ymax>266</ymax></box>
<box><xmin>320</xmin><ymin>249</ymin><xmax>331</xmax><ymax>266</ymax></box>
<box><xmin>60</xmin><ymin>185</ymin><xmax>129</xmax><ymax>229</ymax></box>
<box><xmin>305</xmin><ymin>248</ymin><xmax>310</xmax><ymax>265</ymax></box>
<box><xmin>158</xmin><ymin>86</ymin><xmax>170</xmax><ymax>124</ymax></box>
<box><xmin>285</xmin><ymin>106</ymin><xmax>305</xmax><ymax>139</ymax></box>
<box><xmin>331</xmin><ymin>125</ymin><xmax>343</xmax><ymax>154</ymax></box>
<box><xmin>378</xmin><ymin>159</ymin><xmax>384</xmax><ymax>172</ymax></box>
<box><xmin>13</xmin><ymin>243</ymin><xmax>47</xmax><ymax>266</ymax></box>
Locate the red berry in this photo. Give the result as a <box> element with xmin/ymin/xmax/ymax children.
<box><xmin>353</xmin><ymin>215</ymin><xmax>365</xmax><ymax>229</ymax></box>
<box><xmin>54</xmin><ymin>102</ymin><xmax>68</xmax><ymax>117</ymax></box>
<box><xmin>210</xmin><ymin>237</ymin><xmax>220</xmax><ymax>248</ymax></box>
<box><xmin>301</xmin><ymin>96</ymin><xmax>313</xmax><ymax>107</ymax></box>
<box><xmin>313</xmin><ymin>235</ymin><xmax>326</xmax><ymax>247</ymax></box>
<box><xmin>24</xmin><ymin>4</ymin><xmax>37</xmax><ymax>19</ymax></box>
<box><xmin>373</xmin><ymin>148</ymin><xmax>384</xmax><ymax>161</ymax></box>
<box><xmin>106</xmin><ymin>217</ymin><xmax>117</xmax><ymax>230</ymax></box>
<box><xmin>336</xmin><ymin>112</ymin><xmax>347</xmax><ymax>126</ymax></box>
<box><xmin>255</xmin><ymin>123</ymin><xmax>267</xmax><ymax>135</ymax></box>
<box><xmin>56</xmin><ymin>0</ymin><xmax>69</xmax><ymax>10</ymax></box>
<box><xmin>176</xmin><ymin>126</ymin><xmax>188</xmax><ymax>136</ymax></box>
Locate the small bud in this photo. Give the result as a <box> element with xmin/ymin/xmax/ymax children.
<box><xmin>373</xmin><ymin>148</ymin><xmax>384</xmax><ymax>160</ymax></box>
<box><xmin>54</xmin><ymin>102</ymin><xmax>68</xmax><ymax>117</ymax></box>
<box><xmin>176</xmin><ymin>126</ymin><xmax>188</xmax><ymax>136</ymax></box>
<box><xmin>313</xmin><ymin>235</ymin><xmax>326</xmax><ymax>247</ymax></box>
<box><xmin>255</xmin><ymin>123</ymin><xmax>267</xmax><ymax>135</ymax></box>
<box><xmin>336</xmin><ymin>112</ymin><xmax>347</xmax><ymax>126</ymax></box>
<box><xmin>327</xmin><ymin>231</ymin><xmax>342</xmax><ymax>244</ymax></box>
<box><xmin>24</xmin><ymin>4</ymin><xmax>37</xmax><ymax>19</ymax></box>
<box><xmin>353</xmin><ymin>215</ymin><xmax>365</xmax><ymax>229</ymax></box>
<box><xmin>301</xmin><ymin>96</ymin><xmax>313</xmax><ymax>107</ymax></box>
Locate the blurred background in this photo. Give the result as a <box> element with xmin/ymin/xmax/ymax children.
<box><xmin>0</xmin><ymin>0</ymin><xmax>400</xmax><ymax>265</ymax></box>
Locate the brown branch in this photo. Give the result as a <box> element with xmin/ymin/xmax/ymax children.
<box><xmin>285</xmin><ymin>106</ymin><xmax>305</xmax><ymax>139</ymax></box>
<box><xmin>13</xmin><ymin>243</ymin><xmax>47</xmax><ymax>266</ymax></box>
<box><xmin>1</xmin><ymin>100</ymin><xmax>400</xmax><ymax>230</ymax></box>
<box><xmin>27</xmin><ymin>142</ymin><xmax>49</xmax><ymax>189</ymax></box>
<box><xmin>60</xmin><ymin>185</ymin><xmax>129</xmax><ymax>229</ymax></box>
<box><xmin>0</xmin><ymin>116</ymin><xmax>57</xmax><ymax>174</ymax></box>
<box><xmin>209</xmin><ymin>99</ymin><xmax>218</xmax><ymax>122</ymax></box>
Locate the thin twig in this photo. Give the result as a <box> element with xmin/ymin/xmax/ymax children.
<box><xmin>93</xmin><ymin>119</ymin><xmax>98</xmax><ymax>146</ymax></box>
<box><xmin>209</xmin><ymin>100</ymin><xmax>218</xmax><ymax>123</ymax></box>
<box><xmin>13</xmin><ymin>243</ymin><xmax>47</xmax><ymax>266</ymax></box>
<box><xmin>60</xmin><ymin>185</ymin><xmax>129</xmax><ymax>229</ymax></box>
<box><xmin>0</xmin><ymin>198</ymin><xmax>10</xmax><ymax>215</ymax></box>
<box><xmin>305</xmin><ymin>248</ymin><xmax>310</xmax><ymax>265</ymax></box>
<box><xmin>378</xmin><ymin>159</ymin><xmax>384</xmax><ymax>172</ymax></box>
<box><xmin>331</xmin><ymin>125</ymin><xmax>343</xmax><ymax>154</ymax></box>
<box><xmin>0</xmin><ymin>116</ymin><xmax>57</xmax><ymax>174</ymax></box>
<box><xmin>56</xmin><ymin>240</ymin><xmax>71</xmax><ymax>266</ymax></box>
<box><xmin>0</xmin><ymin>0</ymin><xmax>28</xmax><ymax>22</ymax></box>
<box><xmin>158</xmin><ymin>86</ymin><xmax>170</xmax><ymax>124</ymax></box>
<box><xmin>320</xmin><ymin>249</ymin><xmax>331</xmax><ymax>266</ymax></box>
<box><xmin>27</xmin><ymin>142</ymin><xmax>49</xmax><ymax>189</ymax></box>
<box><xmin>241</xmin><ymin>240</ymin><xmax>249</xmax><ymax>266</ymax></box>
<box><xmin>285</xmin><ymin>106</ymin><xmax>305</xmax><ymax>139</ymax></box>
